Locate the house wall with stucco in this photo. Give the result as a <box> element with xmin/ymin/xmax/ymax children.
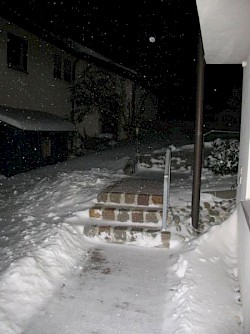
<box><xmin>0</xmin><ymin>17</ymin><xmax>75</xmax><ymax>118</ymax></box>
<box><xmin>0</xmin><ymin>16</ymin><xmax>158</xmax><ymax>142</ymax></box>
<box><xmin>196</xmin><ymin>0</ymin><xmax>250</xmax><ymax>331</ymax></box>
<box><xmin>74</xmin><ymin>61</ymin><xmax>158</xmax><ymax>140</ymax></box>
<box><xmin>237</xmin><ymin>50</ymin><xmax>250</xmax><ymax>334</ymax></box>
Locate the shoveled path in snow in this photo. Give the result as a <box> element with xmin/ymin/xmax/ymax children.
<box><xmin>25</xmin><ymin>241</ymin><xmax>175</xmax><ymax>334</ymax></box>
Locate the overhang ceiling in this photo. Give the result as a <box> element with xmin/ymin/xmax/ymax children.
<box><xmin>196</xmin><ymin>0</ymin><xmax>250</xmax><ymax>64</ymax></box>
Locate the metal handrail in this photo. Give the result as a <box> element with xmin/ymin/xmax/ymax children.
<box><xmin>203</xmin><ymin>129</ymin><xmax>240</xmax><ymax>141</ymax></box>
<box><xmin>162</xmin><ymin>148</ymin><xmax>171</xmax><ymax>231</ymax></box>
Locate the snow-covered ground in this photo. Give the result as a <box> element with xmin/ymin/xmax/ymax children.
<box><xmin>0</xmin><ymin>136</ymin><xmax>243</xmax><ymax>333</ymax></box>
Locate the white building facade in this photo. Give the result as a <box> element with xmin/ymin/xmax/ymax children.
<box><xmin>196</xmin><ymin>1</ymin><xmax>250</xmax><ymax>331</ymax></box>
<box><xmin>0</xmin><ymin>17</ymin><xmax>158</xmax><ymax>141</ymax></box>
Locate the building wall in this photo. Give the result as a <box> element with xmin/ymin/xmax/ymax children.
<box><xmin>0</xmin><ymin>17</ymin><xmax>158</xmax><ymax>140</ymax></box>
<box><xmin>0</xmin><ymin>17</ymin><xmax>74</xmax><ymax>118</ymax></box>
<box><xmin>237</xmin><ymin>50</ymin><xmax>250</xmax><ymax>334</ymax></box>
<box><xmin>196</xmin><ymin>1</ymin><xmax>250</xmax><ymax>331</ymax></box>
<box><xmin>74</xmin><ymin>62</ymin><xmax>158</xmax><ymax>139</ymax></box>
<box><xmin>237</xmin><ymin>205</ymin><xmax>250</xmax><ymax>334</ymax></box>
<box><xmin>115</xmin><ymin>76</ymin><xmax>134</xmax><ymax>140</ymax></box>
<box><xmin>135</xmin><ymin>86</ymin><xmax>158</xmax><ymax>125</ymax></box>
<box><xmin>238</xmin><ymin>54</ymin><xmax>250</xmax><ymax>200</ymax></box>
<box><xmin>73</xmin><ymin>61</ymin><xmax>101</xmax><ymax>138</ymax></box>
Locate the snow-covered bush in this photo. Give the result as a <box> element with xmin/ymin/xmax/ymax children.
<box><xmin>205</xmin><ymin>138</ymin><xmax>239</xmax><ymax>175</ymax></box>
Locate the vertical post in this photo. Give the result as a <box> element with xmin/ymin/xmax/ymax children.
<box><xmin>136</xmin><ymin>126</ymin><xmax>139</xmax><ymax>165</ymax></box>
<box><xmin>131</xmin><ymin>81</ymin><xmax>136</xmax><ymax>129</ymax></box>
<box><xmin>162</xmin><ymin>148</ymin><xmax>171</xmax><ymax>231</ymax></box>
<box><xmin>191</xmin><ymin>33</ymin><xmax>205</xmax><ymax>231</ymax></box>
<box><xmin>70</xmin><ymin>58</ymin><xmax>80</xmax><ymax>123</ymax></box>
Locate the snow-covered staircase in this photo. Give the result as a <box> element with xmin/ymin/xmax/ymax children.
<box><xmin>90</xmin><ymin>188</ymin><xmax>163</xmax><ymax>224</ymax></box>
<box><xmin>82</xmin><ymin>149</ymin><xmax>237</xmax><ymax>248</ymax></box>
<box><xmin>83</xmin><ymin>177</ymin><xmax>171</xmax><ymax>248</ymax></box>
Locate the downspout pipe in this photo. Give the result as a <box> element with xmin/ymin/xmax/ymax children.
<box><xmin>131</xmin><ymin>81</ymin><xmax>136</xmax><ymax>129</ymax></box>
<box><xmin>71</xmin><ymin>57</ymin><xmax>80</xmax><ymax>123</ymax></box>
<box><xmin>191</xmin><ymin>33</ymin><xmax>205</xmax><ymax>231</ymax></box>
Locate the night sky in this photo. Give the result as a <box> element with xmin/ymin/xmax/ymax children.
<box><xmin>0</xmin><ymin>0</ymin><xmax>243</xmax><ymax>122</ymax></box>
<box><xmin>204</xmin><ymin>65</ymin><xmax>243</xmax><ymax>124</ymax></box>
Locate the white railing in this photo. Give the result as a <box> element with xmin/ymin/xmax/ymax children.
<box><xmin>162</xmin><ymin>148</ymin><xmax>171</xmax><ymax>231</ymax></box>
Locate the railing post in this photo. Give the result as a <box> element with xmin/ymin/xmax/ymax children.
<box><xmin>162</xmin><ymin>148</ymin><xmax>171</xmax><ymax>231</ymax></box>
<box><xmin>191</xmin><ymin>33</ymin><xmax>205</xmax><ymax>231</ymax></box>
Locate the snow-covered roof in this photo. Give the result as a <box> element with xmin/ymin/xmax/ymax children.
<box><xmin>63</xmin><ymin>38</ymin><xmax>138</xmax><ymax>75</ymax></box>
<box><xmin>0</xmin><ymin>106</ymin><xmax>76</xmax><ymax>132</ymax></box>
<box><xmin>196</xmin><ymin>0</ymin><xmax>250</xmax><ymax>64</ymax></box>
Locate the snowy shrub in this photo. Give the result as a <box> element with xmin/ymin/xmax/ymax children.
<box><xmin>205</xmin><ymin>138</ymin><xmax>239</xmax><ymax>175</ymax></box>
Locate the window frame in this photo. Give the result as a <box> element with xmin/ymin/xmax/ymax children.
<box><xmin>7</xmin><ymin>33</ymin><xmax>28</xmax><ymax>73</ymax></box>
<box><xmin>41</xmin><ymin>138</ymin><xmax>52</xmax><ymax>157</ymax></box>
<box><xmin>63</xmin><ymin>58</ymin><xmax>73</xmax><ymax>82</ymax></box>
<box><xmin>53</xmin><ymin>54</ymin><xmax>74</xmax><ymax>82</ymax></box>
<box><xmin>53</xmin><ymin>54</ymin><xmax>62</xmax><ymax>79</ymax></box>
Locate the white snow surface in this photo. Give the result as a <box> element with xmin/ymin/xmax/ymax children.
<box><xmin>0</xmin><ymin>139</ymin><xmax>243</xmax><ymax>333</ymax></box>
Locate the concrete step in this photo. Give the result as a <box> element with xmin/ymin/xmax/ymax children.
<box><xmin>93</xmin><ymin>178</ymin><xmax>164</xmax><ymax>224</ymax></box>
<box><xmin>97</xmin><ymin>191</ymin><xmax>163</xmax><ymax>207</ymax></box>
<box><xmin>96</xmin><ymin>177</ymin><xmax>164</xmax><ymax>208</ymax></box>
<box><xmin>202</xmin><ymin>189</ymin><xmax>236</xmax><ymax>199</ymax></box>
<box><xmin>83</xmin><ymin>224</ymin><xmax>170</xmax><ymax>248</ymax></box>
<box><xmin>89</xmin><ymin>204</ymin><xmax>163</xmax><ymax>224</ymax></box>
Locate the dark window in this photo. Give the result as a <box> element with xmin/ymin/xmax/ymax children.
<box><xmin>64</xmin><ymin>59</ymin><xmax>72</xmax><ymax>81</ymax></box>
<box><xmin>7</xmin><ymin>33</ymin><xmax>28</xmax><ymax>72</ymax></box>
<box><xmin>53</xmin><ymin>54</ymin><xmax>62</xmax><ymax>79</ymax></box>
<box><xmin>41</xmin><ymin>138</ymin><xmax>51</xmax><ymax>157</ymax></box>
<box><xmin>54</xmin><ymin>55</ymin><xmax>73</xmax><ymax>81</ymax></box>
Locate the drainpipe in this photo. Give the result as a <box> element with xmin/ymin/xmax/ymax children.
<box><xmin>71</xmin><ymin>57</ymin><xmax>80</xmax><ymax>123</ymax></box>
<box><xmin>131</xmin><ymin>81</ymin><xmax>136</xmax><ymax>128</ymax></box>
<box><xmin>191</xmin><ymin>33</ymin><xmax>205</xmax><ymax>231</ymax></box>
<box><xmin>131</xmin><ymin>81</ymin><xmax>140</xmax><ymax>164</ymax></box>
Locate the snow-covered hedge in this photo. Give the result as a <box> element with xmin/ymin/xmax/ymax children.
<box><xmin>205</xmin><ymin>138</ymin><xmax>239</xmax><ymax>175</ymax></box>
